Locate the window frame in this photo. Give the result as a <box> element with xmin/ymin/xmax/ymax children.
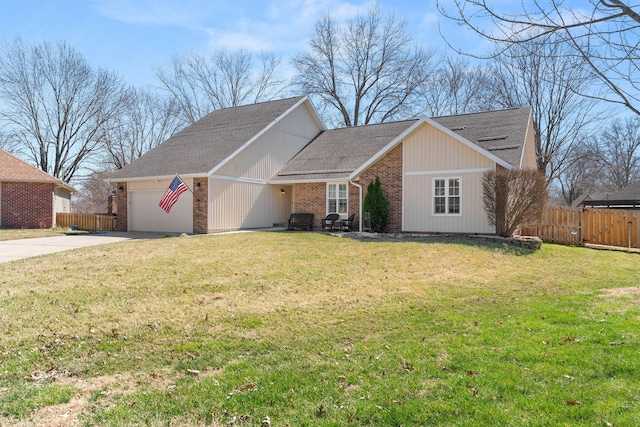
<box><xmin>327</xmin><ymin>182</ymin><xmax>348</xmax><ymax>216</ymax></box>
<box><xmin>432</xmin><ymin>177</ymin><xmax>462</xmax><ymax>216</ymax></box>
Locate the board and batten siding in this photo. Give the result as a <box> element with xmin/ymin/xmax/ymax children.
<box><xmin>402</xmin><ymin>123</ymin><xmax>495</xmax><ymax>233</ymax></box>
<box><xmin>520</xmin><ymin>119</ymin><xmax>537</xmax><ymax>169</ymax></box>
<box><xmin>53</xmin><ymin>187</ymin><xmax>71</xmax><ymax>226</ymax></box>
<box><xmin>215</xmin><ymin>103</ymin><xmax>321</xmax><ymax>180</ymax></box>
<box><xmin>208</xmin><ymin>102</ymin><xmax>322</xmax><ymax>231</ymax></box>
<box><xmin>208</xmin><ymin>179</ymin><xmax>291</xmax><ymax>230</ymax></box>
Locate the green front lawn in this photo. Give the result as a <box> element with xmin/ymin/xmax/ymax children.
<box><xmin>0</xmin><ymin>228</ymin><xmax>66</xmax><ymax>241</ymax></box>
<box><xmin>0</xmin><ymin>232</ymin><xmax>638</xmax><ymax>426</ymax></box>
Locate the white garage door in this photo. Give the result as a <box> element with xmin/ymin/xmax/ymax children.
<box><xmin>129</xmin><ymin>190</ymin><xmax>193</xmax><ymax>233</ymax></box>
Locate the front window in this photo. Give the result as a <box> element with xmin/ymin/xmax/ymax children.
<box><xmin>433</xmin><ymin>178</ymin><xmax>461</xmax><ymax>215</ymax></box>
<box><xmin>327</xmin><ymin>183</ymin><xmax>348</xmax><ymax>214</ymax></box>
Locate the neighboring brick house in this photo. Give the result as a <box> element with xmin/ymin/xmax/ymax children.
<box><xmin>0</xmin><ymin>150</ymin><xmax>76</xmax><ymax>229</ymax></box>
<box><xmin>109</xmin><ymin>96</ymin><xmax>536</xmax><ymax>235</ymax></box>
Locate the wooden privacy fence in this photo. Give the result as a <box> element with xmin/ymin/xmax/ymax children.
<box><xmin>56</xmin><ymin>213</ymin><xmax>117</xmax><ymax>232</ymax></box>
<box><xmin>522</xmin><ymin>207</ymin><xmax>640</xmax><ymax>249</ymax></box>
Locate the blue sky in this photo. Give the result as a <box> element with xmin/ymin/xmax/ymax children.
<box><xmin>0</xmin><ymin>0</ymin><xmax>491</xmax><ymax>88</ymax></box>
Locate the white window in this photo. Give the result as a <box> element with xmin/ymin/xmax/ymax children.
<box><xmin>433</xmin><ymin>178</ymin><xmax>461</xmax><ymax>215</ymax></box>
<box><xmin>327</xmin><ymin>183</ymin><xmax>348</xmax><ymax>214</ymax></box>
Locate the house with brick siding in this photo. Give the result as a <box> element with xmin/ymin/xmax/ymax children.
<box><xmin>109</xmin><ymin>96</ymin><xmax>536</xmax><ymax>234</ymax></box>
<box><xmin>0</xmin><ymin>150</ymin><xmax>75</xmax><ymax>229</ymax></box>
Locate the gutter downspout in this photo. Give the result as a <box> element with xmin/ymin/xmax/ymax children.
<box><xmin>349</xmin><ymin>179</ymin><xmax>363</xmax><ymax>232</ymax></box>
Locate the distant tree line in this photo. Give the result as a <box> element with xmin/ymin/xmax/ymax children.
<box><xmin>0</xmin><ymin>2</ymin><xmax>638</xmax><ymax>211</ymax></box>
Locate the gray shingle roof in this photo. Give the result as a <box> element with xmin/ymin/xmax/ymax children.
<box><xmin>109</xmin><ymin>96</ymin><xmax>307</xmax><ymax>180</ymax></box>
<box><xmin>431</xmin><ymin>107</ymin><xmax>531</xmax><ymax>168</ymax></box>
<box><xmin>275</xmin><ymin>120</ymin><xmax>418</xmax><ymax>181</ymax></box>
<box><xmin>275</xmin><ymin>107</ymin><xmax>531</xmax><ymax>181</ymax></box>
<box><xmin>607</xmin><ymin>183</ymin><xmax>640</xmax><ymax>201</ymax></box>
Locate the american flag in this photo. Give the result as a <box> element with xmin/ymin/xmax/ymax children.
<box><xmin>159</xmin><ymin>176</ymin><xmax>188</xmax><ymax>213</ymax></box>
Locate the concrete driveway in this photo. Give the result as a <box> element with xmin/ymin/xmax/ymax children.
<box><xmin>0</xmin><ymin>232</ymin><xmax>173</xmax><ymax>264</ymax></box>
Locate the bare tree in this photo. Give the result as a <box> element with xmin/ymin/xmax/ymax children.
<box><xmin>103</xmin><ymin>87</ymin><xmax>182</xmax><ymax>170</ymax></box>
<box><xmin>72</xmin><ymin>171</ymin><xmax>114</xmax><ymax>214</ymax></box>
<box><xmin>0</xmin><ymin>38</ymin><xmax>126</xmax><ymax>183</ymax></box>
<box><xmin>156</xmin><ymin>49</ymin><xmax>286</xmax><ymax>125</ymax></box>
<box><xmin>292</xmin><ymin>4</ymin><xmax>436</xmax><ymax>127</ymax></box>
<box><xmin>419</xmin><ymin>56</ymin><xmax>496</xmax><ymax>117</ymax></box>
<box><xmin>437</xmin><ymin>0</ymin><xmax>640</xmax><ymax>116</ymax></box>
<box><xmin>482</xmin><ymin>169</ymin><xmax>547</xmax><ymax>237</ymax></box>
<box><xmin>0</xmin><ymin>128</ymin><xmax>19</xmax><ymax>154</ymax></box>
<box><xmin>556</xmin><ymin>141</ymin><xmax>602</xmax><ymax>205</ymax></box>
<box><xmin>489</xmin><ymin>39</ymin><xmax>601</xmax><ymax>185</ymax></box>
<box><xmin>596</xmin><ymin>117</ymin><xmax>640</xmax><ymax>190</ymax></box>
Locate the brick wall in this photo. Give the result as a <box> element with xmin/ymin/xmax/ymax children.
<box><xmin>358</xmin><ymin>143</ymin><xmax>403</xmax><ymax>232</ymax></box>
<box><xmin>290</xmin><ymin>144</ymin><xmax>404</xmax><ymax>233</ymax></box>
<box><xmin>293</xmin><ymin>182</ymin><xmax>363</xmax><ymax>231</ymax></box>
<box><xmin>192</xmin><ymin>177</ymin><xmax>208</xmax><ymax>234</ymax></box>
<box><xmin>291</xmin><ymin>182</ymin><xmax>326</xmax><ymax>230</ymax></box>
<box><xmin>115</xmin><ymin>182</ymin><xmax>128</xmax><ymax>232</ymax></box>
<box><xmin>1</xmin><ymin>182</ymin><xmax>54</xmax><ymax>228</ymax></box>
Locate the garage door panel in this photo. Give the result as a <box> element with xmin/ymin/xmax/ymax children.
<box><xmin>129</xmin><ymin>190</ymin><xmax>192</xmax><ymax>233</ymax></box>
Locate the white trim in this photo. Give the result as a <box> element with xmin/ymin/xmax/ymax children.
<box><xmin>401</xmin><ymin>143</ymin><xmax>405</xmax><ymax>232</ymax></box>
<box><xmin>301</xmin><ymin>96</ymin><xmax>328</xmax><ymax>131</ymax></box>
<box><xmin>432</xmin><ymin>176</ymin><xmax>462</xmax><ymax>217</ymax></box>
<box><xmin>349</xmin><ymin>180</ymin><xmax>363</xmax><ymax>232</ymax></box>
<box><xmin>269</xmin><ymin>176</ymin><xmax>349</xmax><ymax>185</ymax></box>
<box><xmin>406</xmin><ymin>167</ymin><xmax>492</xmax><ymax>176</ymax></box>
<box><xmin>107</xmin><ymin>173</ymin><xmax>206</xmax><ymax>183</ymax></box>
<box><xmin>208</xmin><ymin>97</ymin><xmax>324</xmax><ymax>176</ymax></box>
<box><xmin>326</xmin><ymin>182</ymin><xmax>348</xmax><ymax>216</ymax></box>
<box><xmin>520</xmin><ymin>109</ymin><xmax>533</xmax><ymax>169</ymax></box>
<box><xmin>350</xmin><ymin>120</ymin><xmax>423</xmax><ymax>179</ymax></box>
<box><xmin>210</xmin><ymin>174</ymin><xmax>268</xmax><ymax>185</ymax></box>
<box><xmin>350</xmin><ymin>117</ymin><xmax>514</xmax><ymax>180</ymax></box>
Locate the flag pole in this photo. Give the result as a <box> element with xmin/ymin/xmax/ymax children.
<box><xmin>176</xmin><ymin>174</ymin><xmax>201</xmax><ymax>202</ymax></box>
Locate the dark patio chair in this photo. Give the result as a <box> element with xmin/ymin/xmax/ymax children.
<box><xmin>338</xmin><ymin>214</ymin><xmax>356</xmax><ymax>231</ymax></box>
<box><xmin>321</xmin><ymin>213</ymin><xmax>340</xmax><ymax>231</ymax></box>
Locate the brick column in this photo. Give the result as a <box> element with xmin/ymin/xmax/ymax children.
<box><xmin>359</xmin><ymin>143</ymin><xmax>403</xmax><ymax>233</ymax></box>
<box><xmin>116</xmin><ymin>182</ymin><xmax>128</xmax><ymax>232</ymax></box>
<box><xmin>192</xmin><ymin>177</ymin><xmax>208</xmax><ymax>234</ymax></box>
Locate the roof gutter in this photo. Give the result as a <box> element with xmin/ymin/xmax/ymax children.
<box><xmin>105</xmin><ymin>173</ymin><xmax>207</xmax><ymax>184</ymax></box>
<box><xmin>349</xmin><ymin>179</ymin><xmax>363</xmax><ymax>232</ymax></box>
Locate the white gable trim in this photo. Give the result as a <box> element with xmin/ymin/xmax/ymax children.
<box><xmin>107</xmin><ymin>173</ymin><xmax>207</xmax><ymax>183</ymax></box>
<box><xmin>208</xmin><ymin>97</ymin><xmax>326</xmax><ymax>176</ymax></box>
<box><xmin>210</xmin><ymin>174</ymin><xmax>268</xmax><ymax>185</ymax></box>
<box><xmin>349</xmin><ymin>117</ymin><xmax>513</xmax><ymax>180</ymax></box>
<box><xmin>269</xmin><ymin>176</ymin><xmax>350</xmax><ymax>185</ymax></box>
<box><xmin>405</xmin><ymin>167</ymin><xmax>493</xmax><ymax>176</ymax></box>
<box><xmin>520</xmin><ymin>109</ymin><xmax>534</xmax><ymax>169</ymax></box>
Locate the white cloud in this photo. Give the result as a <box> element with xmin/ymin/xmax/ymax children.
<box><xmin>204</xmin><ymin>28</ymin><xmax>274</xmax><ymax>51</ymax></box>
<box><xmin>200</xmin><ymin>0</ymin><xmax>373</xmax><ymax>55</ymax></box>
<box><xmin>94</xmin><ymin>0</ymin><xmax>214</xmax><ymax>27</ymax></box>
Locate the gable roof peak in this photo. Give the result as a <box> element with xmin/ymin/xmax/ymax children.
<box><xmin>0</xmin><ymin>149</ymin><xmax>76</xmax><ymax>192</ymax></box>
<box><xmin>109</xmin><ymin>95</ymin><xmax>317</xmax><ymax>181</ymax></box>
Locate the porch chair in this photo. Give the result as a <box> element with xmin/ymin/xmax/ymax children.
<box><xmin>321</xmin><ymin>213</ymin><xmax>340</xmax><ymax>231</ymax></box>
<box><xmin>338</xmin><ymin>214</ymin><xmax>356</xmax><ymax>232</ymax></box>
